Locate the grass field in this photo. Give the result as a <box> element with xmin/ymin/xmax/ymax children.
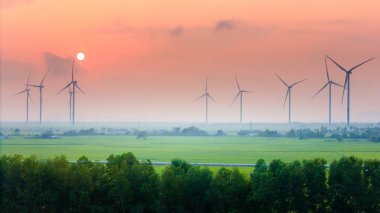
<box><xmin>1</xmin><ymin>136</ymin><xmax>379</xmax><ymax>163</ymax></box>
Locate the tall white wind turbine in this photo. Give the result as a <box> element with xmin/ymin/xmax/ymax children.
<box><xmin>326</xmin><ymin>55</ymin><xmax>374</xmax><ymax>129</ymax></box>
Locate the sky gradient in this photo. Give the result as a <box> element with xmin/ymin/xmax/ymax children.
<box><xmin>1</xmin><ymin>0</ymin><xmax>379</xmax><ymax>123</ymax></box>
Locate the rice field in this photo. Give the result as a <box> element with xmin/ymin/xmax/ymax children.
<box><xmin>1</xmin><ymin>136</ymin><xmax>379</xmax><ymax>164</ymax></box>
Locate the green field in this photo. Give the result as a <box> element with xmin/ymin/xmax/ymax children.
<box><xmin>1</xmin><ymin>136</ymin><xmax>379</xmax><ymax>164</ymax></box>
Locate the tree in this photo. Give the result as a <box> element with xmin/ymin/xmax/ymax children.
<box><xmin>286</xmin><ymin>161</ymin><xmax>306</xmax><ymax>212</ymax></box>
<box><xmin>303</xmin><ymin>158</ymin><xmax>327</xmax><ymax>212</ymax></box>
<box><xmin>106</xmin><ymin>152</ymin><xmax>159</xmax><ymax>212</ymax></box>
<box><xmin>40</xmin><ymin>130</ymin><xmax>54</xmax><ymax>139</ymax></box>
<box><xmin>286</xmin><ymin>129</ymin><xmax>296</xmax><ymax>137</ymax></box>
<box><xmin>136</xmin><ymin>131</ymin><xmax>148</xmax><ymax>140</ymax></box>
<box><xmin>268</xmin><ymin>159</ymin><xmax>289</xmax><ymax>211</ymax></box>
<box><xmin>67</xmin><ymin>156</ymin><xmax>93</xmax><ymax>211</ymax></box>
<box><xmin>14</xmin><ymin>128</ymin><xmax>20</xmax><ymax>135</ymax></box>
<box><xmin>183</xmin><ymin>167</ymin><xmax>213</xmax><ymax>212</ymax></box>
<box><xmin>159</xmin><ymin>159</ymin><xmax>190</xmax><ymax>212</ymax></box>
<box><xmin>215</xmin><ymin>129</ymin><xmax>225</xmax><ymax>136</ymax></box>
<box><xmin>208</xmin><ymin>168</ymin><xmax>250</xmax><ymax>212</ymax></box>
<box><xmin>362</xmin><ymin>159</ymin><xmax>380</xmax><ymax>212</ymax></box>
<box><xmin>248</xmin><ymin>159</ymin><xmax>274</xmax><ymax>212</ymax></box>
<box><xmin>328</xmin><ymin>156</ymin><xmax>365</xmax><ymax>212</ymax></box>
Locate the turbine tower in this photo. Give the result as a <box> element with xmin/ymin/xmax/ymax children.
<box><xmin>29</xmin><ymin>67</ymin><xmax>50</xmax><ymax>124</ymax></box>
<box><xmin>326</xmin><ymin>55</ymin><xmax>374</xmax><ymax>129</ymax></box>
<box><xmin>68</xmin><ymin>84</ymin><xmax>73</xmax><ymax>124</ymax></box>
<box><xmin>312</xmin><ymin>57</ymin><xmax>343</xmax><ymax>126</ymax></box>
<box><xmin>194</xmin><ymin>77</ymin><xmax>216</xmax><ymax>126</ymax></box>
<box><xmin>58</xmin><ymin>78</ymin><xmax>73</xmax><ymax>124</ymax></box>
<box><xmin>232</xmin><ymin>75</ymin><xmax>253</xmax><ymax>124</ymax></box>
<box><xmin>15</xmin><ymin>72</ymin><xmax>32</xmax><ymax>124</ymax></box>
<box><xmin>276</xmin><ymin>74</ymin><xmax>306</xmax><ymax>124</ymax></box>
<box><xmin>57</xmin><ymin>59</ymin><xmax>85</xmax><ymax>125</ymax></box>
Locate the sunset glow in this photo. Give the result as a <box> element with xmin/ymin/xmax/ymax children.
<box><xmin>1</xmin><ymin>0</ymin><xmax>379</xmax><ymax>123</ymax></box>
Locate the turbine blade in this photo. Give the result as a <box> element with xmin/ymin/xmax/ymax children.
<box><xmin>291</xmin><ymin>79</ymin><xmax>307</xmax><ymax>87</ymax></box>
<box><xmin>242</xmin><ymin>90</ymin><xmax>254</xmax><ymax>93</ymax></box>
<box><xmin>205</xmin><ymin>77</ymin><xmax>208</xmax><ymax>92</ymax></box>
<box><xmin>235</xmin><ymin>74</ymin><xmax>241</xmax><ymax>91</ymax></box>
<box><xmin>325</xmin><ymin>57</ymin><xmax>330</xmax><ymax>81</ymax></box>
<box><xmin>15</xmin><ymin>89</ymin><xmax>27</xmax><ymax>96</ymax></box>
<box><xmin>275</xmin><ymin>73</ymin><xmax>289</xmax><ymax>87</ymax></box>
<box><xmin>207</xmin><ymin>94</ymin><xmax>217</xmax><ymax>103</ymax></box>
<box><xmin>28</xmin><ymin>93</ymin><xmax>33</xmax><ymax>102</ymax></box>
<box><xmin>75</xmin><ymin>84</ymin><xmax>86</xmax><ymax>95</ymax></box>
<box><xmin>28</xmin><ymin>85</ymin><xmax>40</xmax><ymax>88</ymax></box>
<box><xmin>26</xmin><ymin>71</ymin><xmax>31</xmax><ymax>89</ymax></box>
<box><xmin>65</xmin><ymin>76</ymin><xmax>72</xmax><ymax>92</ymax></box>
<box><xmin>71</xmin><ymin>59</ymin><xmax>74</xmax><ymax>82</ymax></box>
<box><xmin>341</xmin><ymin>74</ymin><xmax>348</xmax><ymax>103</ymax></box>
<box><xmin>349</xmin><ymin>57</ymin><xmax>375</xmax><ymax>72</ymax></box>
<box><xmin>331</xmin><ymin>81</ymin><xmax>344</xmax><ymax>88</ymax></box>
<box><xmin>326</xmin><ymin>55</ymin><xmax>347</xmax><ymax>73</ymax></box>
<box><xmin>57</xmin><ymin>83</ymin><xmax>72</xmax><ymax>95</ymax></box>
<box><xmin>40</xmin><ymin>67</ymin><xmax>50</xmax><ymax>85</ymax></box>
<box><xmin>193</xmin><ymin>94</ymin><xmax>206</xmax><ymax>102</ymax></box>
<box><xmin>232</xmin><ymin>92</ymin><xmax>240</xmax><ymax>105</ymax></box>
<box><xmin>283</xmin><ymin>89</ymin><xmax>289</xmax><ymax>108</ymax></box>
<box><xmin>312</xmin><ymin>83</ymin><xmax>328</xmax><ymax>99</ymax></box>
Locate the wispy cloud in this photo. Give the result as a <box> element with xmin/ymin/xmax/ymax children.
<box><xmin>318</xmin><ymin>19</ymin><xmax>353</xmax><ymax>26</ymax></box>
<box><xmin>169</xmin><ymin>25</ymin><xmax>183</xmax><ymax>36</ymax></box>
<box><xmin>44</xmin><ymin>52</ymin><xmax>84</xmax><ymax>78</ymax></box>
<box><xmin>214</xmin><ymin>19</ymin><xmax>237</xmax><ymax>31</ymax></box>
<box><xmin>99</xmin><ymin>20</ymin><xmax>135</xmax><ymax>34</ymax></box>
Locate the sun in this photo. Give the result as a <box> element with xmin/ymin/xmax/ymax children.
<box><xmin>76</xmin><ymin>52</ymin><xmax>85</xmax><ymax>61</ymax></box>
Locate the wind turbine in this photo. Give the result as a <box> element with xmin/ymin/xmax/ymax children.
<box><xmin>28</xmin><ymin>67</ymin><xmax>50</xmax><ymax>124</ymax></box>
<box><xmin>326</xmin><ymin>55</ymin><xmax>374</xmax><ymax>129</ymax></box>
<box><xmin>15</xmin><ymin>72</ymin><xmax>32</xmax><ymax>124</ymax></box>
<box><xmin>276</xmin><ymin>74</ymin><xmax>306</xmax><ymax>124</ymax></box>
<box><xmin>57</xmin><ymin>59</ymin><xmax>85</xmax><ymax>125</ymax></box>
<box><xmin>232</xmin><ymin>75</ymin><xmax>253</xmax><ymax>124</ymax></box>
<box><xmin>312</xmin><ymin>57</ymin><xmax>343</xmax><ymax>126</ymax></box>
<box><xmin>194</xmin><ymin>77</ymin><xmax>216</xmax><ymax>126</ymax></box>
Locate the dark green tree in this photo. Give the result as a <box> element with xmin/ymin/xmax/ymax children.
<box><xmin>328</xmin><ymin>156</ymin><xmax>364</xmax><ymax>212</ymax></box>
<box><xmin>208</xmin><ymin>167</ymin><xmax>250</xmax><ymax>212</ymax></box>
<box><xmin>248</xmin><ymin>159</ymin><xmax>275</xmax><ymax>212</ymax></box>
<box><xmin>303</xmin><ymin>158</ymin><xmax>327</xmax><ymax>212</ymax></box>
<box><xmin>362</xmin><ymin>159</ymin><xmax>380</xmax><ymax>212</ymax></box>
<box><xmin>159</xmin><ymin>159</ymin><xmax>190</xmax><ymax>212</ymax></box>
<box><xmin>183</xmin><ymin>167</ymin><xmax>213</xmax><ymax>212</ymax></box>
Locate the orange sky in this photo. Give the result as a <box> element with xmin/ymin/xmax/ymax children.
<box><xmin>1</xmin><ymin>0</ymin><xmax>380</xmax><ymax>123</ymax></box>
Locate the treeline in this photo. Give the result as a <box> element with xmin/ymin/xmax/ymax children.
<box><xmin>286</xmin><ymin>127</ymin><xmax>380</xmax><ymax>142</ymax></box>
<box><xmin>61</xmin><ymin>126</ymin><xmax>211</xmax><ymax>137</ymax></box>
<box><xmin>1</xmin><ymin>154</ymin><xmax>379</xmax><ymax>212</ymax></box>
<box><xmin>6</xmin><ymin>126</ymin><xmax>380</xmax><ymax>141</ymax></box>
<box><xmin>237</xmin><ymin>127</ymin><xmax>380</xmax><ymax>142</ymax></box>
